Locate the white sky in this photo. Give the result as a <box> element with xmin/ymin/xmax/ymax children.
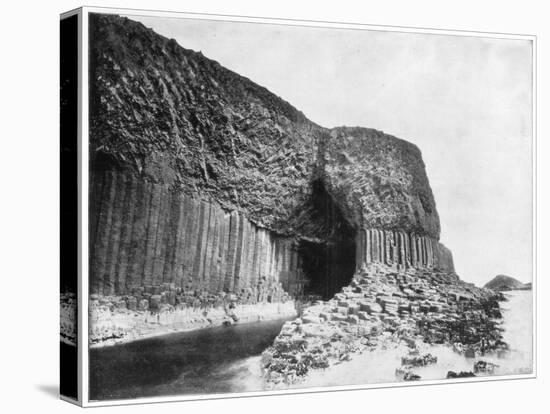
<box><xmin>123</xmin><ymin>14</ymin><xmax>533</xmax><ymax>286</ymax></box>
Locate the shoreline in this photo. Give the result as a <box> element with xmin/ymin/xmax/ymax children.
<box><xmin>89</xmin><ymin>312</ymin><xmax>297</xmax><ymax>349</ymax></box>
<box><xmin>284</xmin><ymin>336</ymin><xmax>531</xmax><ymax>391</ymax></box>
<box><xmin>286</xmin><ymin>289</ymin><xmax>533</xmax><ymax>389</ymax></box>
<box><xmin>261</xmin><ymin>264</ymin><xmax>510</xmax><ymax>386</ymax></box>
<box><xmin>59</xmin><ymin>299</ymin><xmax>298</xmax><ymax>348</ymax></box>
<box><xmin>86</xmin><ymin>290</ymin><xmax>531</xmax><ymax>399</ymax></box>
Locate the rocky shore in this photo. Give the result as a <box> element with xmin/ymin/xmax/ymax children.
<box><xmin>261</xmin><ymin>264</ymin><xmax>507</xmax><ymax>386</ymax></box>
<box><xmin>59</xmin><ymin>282</ymin><xmax>296</xmax><ymax>347</ymax></box>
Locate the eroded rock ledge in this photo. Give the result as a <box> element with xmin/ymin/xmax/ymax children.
<box><xmin>89</xmin><ymin>295</ymin><xmax>295</xmax><ymax>348</ymax></box>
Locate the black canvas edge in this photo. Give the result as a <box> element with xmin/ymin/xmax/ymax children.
<box><xmin>60</xmin><ymin>7</ymin><xmax>83</xmax><ymax>406</ymax></box>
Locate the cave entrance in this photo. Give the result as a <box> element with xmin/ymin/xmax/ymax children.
<box><xmin>298</xmin><ymin>180</ymin><xmax>356</xmax><ymax>300</ymax></box>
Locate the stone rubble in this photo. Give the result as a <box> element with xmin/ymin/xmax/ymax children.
<box><xmin>446</xmin><ymin>371</ymin><xmax>476</xmax><ymax>379</ymax></box>
<box><xmin>473</xmin><ymin>360</ymin><xmax>499</xmax><ymax>374</ymax></box>
<box><xmin>261</xmin><ymin>264</ymin><xmax>507</xmax><ymax>385</ymax></box>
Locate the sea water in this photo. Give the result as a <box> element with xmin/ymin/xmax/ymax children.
<box><xmin>89</xmin><ymin>290</ymin><xmax>533</xmax><ymax>400</ymax></box>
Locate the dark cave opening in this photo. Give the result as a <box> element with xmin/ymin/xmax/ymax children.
<box><xmin>298</xmin><ymin>180</ymin><xmax>357</xmax><ymax>300</ymax></box>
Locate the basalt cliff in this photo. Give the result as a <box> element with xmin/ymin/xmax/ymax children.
<box><xmin>74</xmin><ymin>14</ymin><xmax>494</xmax><ymax>352</ymax></box>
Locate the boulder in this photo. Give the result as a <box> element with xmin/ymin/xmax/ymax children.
<box><xmin>114</xmin><ymin>299</ymin><xmax>127</xmax><ymax>310</ymax></box>
<box><xmin>359</xmin><ymin>301</ymin><xmax>382</xmax><ymax>314</ymax></box>
<box><xmin>337</xmin><ymin>306</ymin><xmax>349</xmax><ymax>315</ymax></box>
<box><xmin>447</xmin><ymin>371</ymin><xmax>476</xmax><ymax>379</ymax></box>
<box><xmin>149</xmin><ymin>295</ymin><xmax>162</xmax><ymax>311</ymax></box>
<box><xmin>302</xmin><ymin>315</ymin><xmax>321</xmax><ymax>324</ymax></box>
<box><xmin>137</xmin><ymin>299</ymin><xmax>149</xmax><ymax>311</ymax></box>
<box><xmin>403</xmin><ymin>372</ymin><xmax>421</xmax><ymax>381</ymax></box>
<box><xmin>166</xmin><ymin>291</ymin><xmax>177</xmax><ymax>306</ymax></box>
<box><xmin>348</xmin><ymin>315</ymin><xmax>359</xmax><ymax>324</ymax></box>
<box><xmin>401</xmin><ymin>353</ymin><xmax>437</xmax><ymax>367</ymax></box>
<box><xmin>473</xmin><ymin>360</ymin><xmax>499</xmax><ymax>374</ymax></box>
<box><xmin>348</xmin><ymin>304</ymin><xmax>360</xmax><ymax>315</ymax></box>
<box><xmin>357</xmin><ymin>311</ymin><xmax>370</xmax><ymax>321</ymax></box>
<box><xmin>319</xmin><ymin>312</ymin><xmax>332</xmax><ymax>322</ymax></box>
<box><xmin>126</xmin><ymin>296</ymin><xmax>137</xmax><ymax>311</ymax></box>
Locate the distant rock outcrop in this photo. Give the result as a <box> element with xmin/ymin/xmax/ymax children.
<box><xmin>484</xmin><ymin>275</ymin><xmax>530</xmax><ymax>291</ymax></box>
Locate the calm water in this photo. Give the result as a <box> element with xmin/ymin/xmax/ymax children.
<box><xmin>90</xmin><ymin>290</ymin><xmax>533</xmax><ymax>400</ymax></box>
<box><xmin>89</xmin><ymin>318</ymin><xmax>290</xmax><ymax>400</ymax></box>
<box><xmin>498</xmin><ymin>289</ymin><xmax>533</xmax><ymax>372</ymax></box>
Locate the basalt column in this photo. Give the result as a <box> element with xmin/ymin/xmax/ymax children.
<box><xmin>355</xmin><ymin>229</ymin><xmax>454</xmax><ymax>273</ymax></box>
<box><xmin>89</xmin><ymin>170</ymin><xmax>304</xmax><ymax>300</ymax></box>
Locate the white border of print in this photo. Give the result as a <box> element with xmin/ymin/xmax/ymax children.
<box><xmin>67</xmin><ymin>6</ymin><xmax>537</xmax><ymax>408</ymax></box>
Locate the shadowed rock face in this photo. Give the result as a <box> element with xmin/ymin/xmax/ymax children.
<box><xmin>89</xmin><ymin>13</ymin><xmax>320</xmax><ymax>235</ymax></box>
<box><xmin>87</xmin><ymin>13</ymin><xmax>452</xmax><ymax>300</ymax></box>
